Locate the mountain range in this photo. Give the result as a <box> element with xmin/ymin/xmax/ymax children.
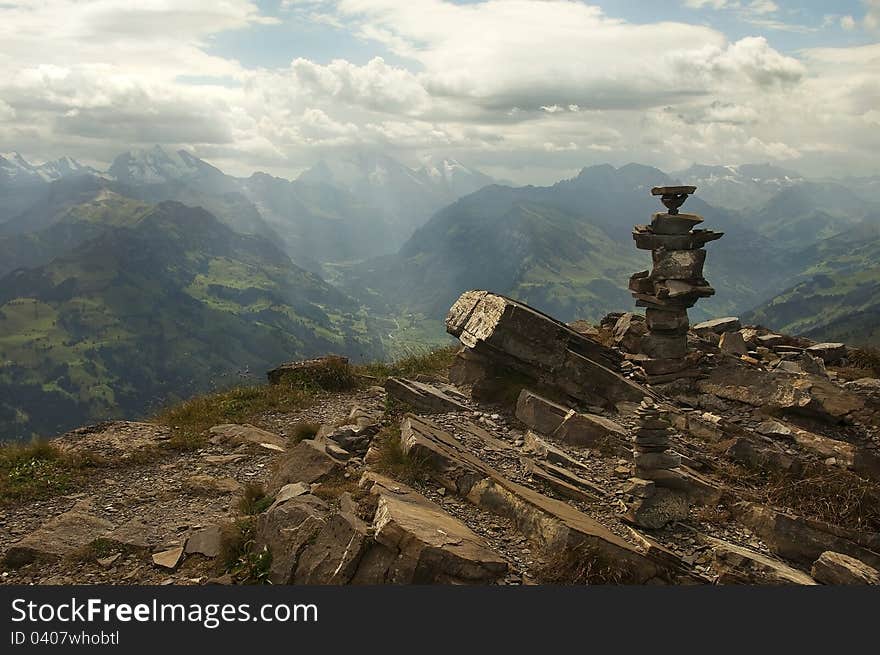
<box><xmin>1</xmin><ymin>146</ymin><xmax>878</xmax><ymax>441</ymax></box>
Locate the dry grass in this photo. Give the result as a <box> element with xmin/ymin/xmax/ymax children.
<box><xmin>273</xmin><ymin>356</ymin><xmax>356</xmax><ymax>391</ymax></box>
<box><xmin>760</xmin><ymin>464</ymin><xmax>880</xmax><ymax>533</ymax></box>
<box><xmin>153</xmin><ymin>383</ymin><xmax>315</xmax><ymax>450</ymax></box>
<box><xmin>848</xmin><ymin>346</ymin><xmax>880</xmax><ymax>373</ymax></box>
<box><xmin>310</xmin><ymin>473</ymin><xmax>359</xmax><ymax>502</ymax></box>
<box><xmin>289</xmin><ymin>421</ymin><xmax>321</xmax><ymax>446</ymax></box>
<box><xmin>534</xmin><ymin>543</ymin><xmax>633</xmax><ymax>585</ymax></box>
<box><xmin>370</xmin><ymin>425</ymin><xmax>433</xmax><ymax>484</ymax></box>
<box><xmin>716</xmin><ymin>459</ymin><xmax>880</xmax><ymax>533</ymax></box>
<box><xmin>355</xmin><ymin>345</ymin><xmax>458</xmax><ymax>383</ymax></box>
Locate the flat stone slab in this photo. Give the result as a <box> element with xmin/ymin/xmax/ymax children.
<box><xmin>384</xmin><ymin>377</ymin><xmax>470</xmax><ymax>413</ymax></box>
<box><xmin>153</xmin><ymin>546</ymin><xmax>185</xmax><ymax>570</ymax></box>
<box><xmin>268</xmin><ymin>439</ymin><xmax>345</xmax><ymax>495</ymax></box>
<box><xmin>209</xmin><ymin>423</ymin><xmax>286</xmax><ymax>449</ymax></box>
<box><xmin>651</xmin><ymin>186</ymin><xmax>696</xmax><ymax>196</ymax></box>
<box><xmin>185</xmin><ymin>526</ymin><xmax>223</xmax><ymax>558</ymax></box>
<box><xmin>811</xmin><ymin>551</ymin><xmax>880</xmax><ymax>585</ymax></box>
<box><xmin>515</xmin><ymin>389</ymin><xmax>628</xmax><ymax>449</ymax></box>
<box><xmin>366</xmin><ymin>473</ymin><xmax>508</xmax><ymax>584</ymax></box>
<box><xmin>445</xmin><ymin>290</ymin><xmax>642</xmax><ymax>406</ymax></box>
<box><xmin>267</xmin><ymin>355</ymin><xmax>350</xmax><ymax>386</ymax></box>
<box><xmin>399</xmin><ymin>414</ymin><xmax>686</xmax><ymax>583</ymax></box>
<box><xmin>709</xmin><ymin>538</ymin><xmax>816</xmax><ymax>585</ymax></box>
<box><xmin>806</xmin><ymin>343</ymin><xmax>847</xmax><ymax>364</ymax></box>
<box><xmin>4</xmin><ymin>509</ymin><xmax>115</xmax><ymax>566</ymax></box>
<box><xmin>692</xmin><ymin>317</ymin><xmax>741</xmax><ymax>335</ymax></box>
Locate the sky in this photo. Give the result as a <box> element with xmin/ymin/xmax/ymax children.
<box><xmin>0</xmin><ymin>0</ymin><xmax>878</xmax><ymax>184</ymax></box>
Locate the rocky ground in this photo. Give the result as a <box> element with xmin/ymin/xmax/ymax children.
<box><xmin>2</xmin><ymin>292</ymin><xmax>880</xmax><ymax>586</ymax></box>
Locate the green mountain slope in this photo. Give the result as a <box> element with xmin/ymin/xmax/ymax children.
<box><xmin>342</xmin><ymin>164</ymin><xmax>790</xmax><ymax>329</ymax></box>
<box><xmin>744</xmin><ymin>220</ymin><xmax>880</xmax><ymax>346</ymax></box>
<box><xmin>0</xmin><ymin>187</ymin><xmax>151</xmax><ymax>277</ymax></box>
<box><xmin>0</xmin><ymin>201</ymin><xmax>383</xmax><ymax>441</ymax></box>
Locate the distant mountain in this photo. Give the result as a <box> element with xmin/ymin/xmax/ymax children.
<box><xmin>239</xmin><ymin>171</ymin><xmax>394</xmax><ymax>271</ymax></box>
<box><xmin>0</xmin><ymin>184</ymin><xmax>150</xmax><ymax>276</ymax></box>
<box><xmin>414</xmin><ymin>155</ymin><xmax>496</xmax><ymax>199</ymax></box>
<box><xmin>106</xmin><ymin>146</ymin><xmax>278</xmax><ymax>240</ymax></box>
<box><xmin>0</xmin><ymin>201</ymin><xmax>383</xmax><ymax>440</ymax></box>
<box><xmin>744</xmin><ymin>219</ymin><xmax>880</xmax><ymax>346</ymax></box>
<box><xmin>296</xmin><ymin>151</ymin><xmax>494</xmax><ymax>248</ymax></box>
<box><xmin>743</xmin><ymin>182</ymin><xmax>878</xmax><ymax>250</ymax></box>
<box><xmin>0</xmin><ymin>153</ymin><xmax>103</xmax><ymax>225</ymax></box>
<box><xmin>676</xmin><ymin>162</ymin><xmax>805</xmax><ymax>210</ymax></box>
<box><xmin>1</xmin><ymin>152</ymin><xmax>101</xmax><ymax>185</ymax></box>
<box><xmin>343</xmin><ymin>163</ymin><xmax>789</xmax><ymax>325</ymax></box>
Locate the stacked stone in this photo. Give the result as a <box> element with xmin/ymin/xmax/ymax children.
<box><xmin>632</xmin><ymin>397</ymin><xmax>679</xmax><ymax>478</ymax></box>
<box><xmin>623</xmin><ymin>397</ymin><xmax>690</xmax><ymax>529</ymax></box>
<box><xmin>629</xmin><ymin>185</ymin><xmax>724</xmax><ymax>383</ymax></box>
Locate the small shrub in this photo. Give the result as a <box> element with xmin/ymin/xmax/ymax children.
<box><xmin>311</xmin><ymin>473</ymin><xmax>358</xmax><ymax>501</ymax></box>
<box><xmin>238</xmin><ymin>482</ymin><xmax>274</xmax><ymax>516</ymax></box>
<box><xmin>383</xmin><ymin>394</ymin><xmax>416</xmax><ymax>418</ymax></box>
<box><xmin>761</xmin><ymin>464</ymin><xmax>880</xmax><ymax>533</ymax></box>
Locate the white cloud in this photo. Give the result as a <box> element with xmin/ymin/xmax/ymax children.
<box><xmin>0</xmin><ymin>0</ymin><xmax>876</xmax><ymax>182</ymax></box>
<box><xmin>841</xmin><ymin>15</ymin><xmax>857</xmax><ymax>30</ymax></box>
<box><xmin>865</xmin><ymin>0</ymin><xmax>880</xmax><ymax>31</ymax></box>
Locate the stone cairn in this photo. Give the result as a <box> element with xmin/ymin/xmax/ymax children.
<box><xmin>628</xmin><ymin>186</ymin><xmax>723</xmax><ymax>384</ymax></box>
<box><xmin>624</xmin><ymin>396</ymin><xmax>689</xmax><ymax>529</ymax></box>
<box><xmin>633</xmin><ymin>397</ymin><xmax>678</xmax><ymax>476</ymax></box>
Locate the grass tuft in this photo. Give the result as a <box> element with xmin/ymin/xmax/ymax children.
<box><xmin>153</xmin><ymin>383</ymin><xmax>315</xmax><ymax>451</ymax></box>
<box><xmin>535</xmin><ymin>543</ymin><xmax>633</xmax><ymax>585</ymax></box>
<box><xmin>0</xmin><ymin>439</ymin><xmax>103</xmax><ymax>506</ymax></box>
<box><xmin>371</xmin><ymin>425</ymin><xmax>432</xmax><ymax>484</ymax></box>
<box><xmin>355</xmin><ymin>345</ymin><xmax>458</xmax><ymax>383</ymax></box>
<box><xmin>717</xmin><ymin>459</ymin><xmax>880</xmax><ymax>533</ymax></box>
<box><xmin>290</xmin><ymin>421</ymin><xmax>321</xmax><ymax>446</ymax></box>
<box><xmin>238</xmin><ymin>482</ymin><xmax>274</xmax><ymax>516</ymax></box>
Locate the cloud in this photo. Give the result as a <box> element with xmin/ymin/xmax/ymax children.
<box><xmin>865</xmin><ymin>0</ymin><xmax>880</xmax><ymax>31</ymax></box>
<box><xmin>0</xmin><ymin>0</ymin><xmax>876</xmax><ymax>182</ymax></box>
<box><xmin>0</xmin><ymin>100</ymin><xmax>15</xmax><ymax>121</ymax></box>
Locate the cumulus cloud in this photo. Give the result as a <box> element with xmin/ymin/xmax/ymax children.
<box><xmin>0</xmin><ymin>0</ymin><xmax>876</xmax><ymax>182</ymax></box>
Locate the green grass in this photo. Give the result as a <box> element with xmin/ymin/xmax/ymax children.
<box><xmin>0</xmin><ymin>440</ymin><xmax>102</xmax><ymax>505</ymax></box>
<box><xmin>272</xmin><ymin>356</ymin><xmax>356</xmax><ymax>391</ymax></box>
<box><xmin>355</xmin><ymin>345</ymin><xmax>458</xmax><ymax>382</ymax></box>
<box><xmin>153</xmin><ymin>383</ymin><xmax>316</xmax><ymax>450</ymax></box>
